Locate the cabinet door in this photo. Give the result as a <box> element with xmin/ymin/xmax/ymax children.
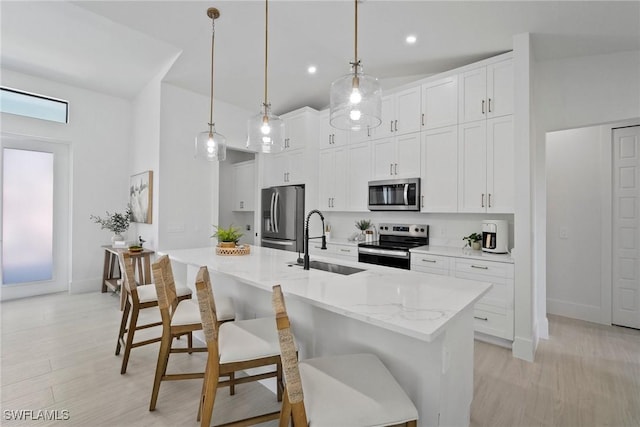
<box><xmin>422</xmin><ymin>75</ymin><xmax>458</xmax><ymax>130</ymax></box>
<box><xmin>458</xmin><ymin>67</ymin><xmax>487</xmax><ymax>124</ymax></box>
<box><xmin>262</xmin><ymin>153</ymin><xmax>285</xmax><ymax>187</ymax></box>
<box><xmin>395</xmin><ymin>133</ymin><xmax>421</xmax><ymax>178</ymax></box>
<box><xmin>332</xmin><ymin>147</ymin><xmax>347</xmax><ymax>210</ymax></box>
<box><xmin>286</xmin><ymin>150</ymin><xmax>305</xmax><ymax>184</ymax></box>
<box><xmin>377</xmin><ymin>95</ymin><xmax>395</xmax><ymax>139</ymax></box>
<box><xmin>395</xmin><ymin>86</ymin><xmax>421</xmax><ymax>135</ymax></box>
<box><xmin>318</xmin><ymin>150</ymin><xmax>334</xmax><ymax>209</ymax></box>
<box><xmin>421</xmin><ymin>126</ymin><xmax>458</xmax><ymax>212</ymax></box>
<box><xmin>372</xmin><ymin>137</ymin><xmax>396</xmax><ymax>179</ymax></box>
<box><xmin>319</xmin><ymin>110</ymin><xmax>348</xmax><ymax>149</ymax></box>
<box><xmin>458</xmin><ymin>121</ymin><xmax>487</xmax><ymax>212</ymax></box>
<box><xmin>233</xmin><ymin>162</ymin><xmax>255</xmax><ymax>211</ymax></box>
<box><xmin>284</xmin><ymin>112</ymin><xmax>307</xmax><ymax>150</ymax></box>
<box><xmin>487</xmin><ymin>59</ymin><xmax>513</xmax><ymax>118</ymax></box>
<box><xmin>486</xmin><ymin>116</ymin><xmax>514</xmax><ymax>213</ymax></box>
<box><xmin>347</xmin><ymin>142</ymin><xmax>372</xmax><ymax>211</ymax></box>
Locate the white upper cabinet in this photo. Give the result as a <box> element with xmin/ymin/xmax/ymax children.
<box><xmin>458</xmin><ymin>116</ymin><xmax>514</xmax><ymax>213</ymax></box>
<box><xmin>372</xmin><ymin>133</ymin><xmax>421</xmax><ymax>179</ymax></box>
<box><xmin>421</xmin><ymin>126</ymin><xmax>458</xmax><ymax>212</ymax></box>
<box><xmin>281</xmin><ymin>107</ymin><xmax>318</xmax><ymax>151</ymax></box>
<box><xmin>421</xmin><ymin>75</ymin><xmax>458</xmax><ymax>130</ymax></box>
<box><xmin>263</xmin><ymin>150</ymin><xmax>305</xmax><ymax>187</ymax></box>
<box><xmin>318</xmin><ymin>147</ymin><xmax>347</xmax><ymax>210</ymax></box>
<box><xmin>232</xmin><ymin>160</ymin><xmax>255</xmax><ymax>211</ymax></box>
<box><xmin>377</xmin><ymin>87</ymin><xmax>422</xmax><ymax>138</ymax></box>
<box><xmin>319</xmin><ymin>109</ymin><xmax>348</xmax><ymax>150</ymax></box>
<box><xmin>346</xmin><ymin>142</ymin><xmax>372</xmax><ymax>211</ymax></box>
<box><xmin>459</xmin><ymin>58</ymin><xmax>513</xmax><ymax>124</ymax></box>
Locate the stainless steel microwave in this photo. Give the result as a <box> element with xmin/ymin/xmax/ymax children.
<box><xmin>368</xmin><ymin>178</ymin><xmax>420</xmax><ymax>211</ymax></box>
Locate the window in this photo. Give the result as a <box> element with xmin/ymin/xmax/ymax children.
<box><xmin>0</xmin><ymin>86</ymin><xmax>68</xmax><ymax>123</ymax></box>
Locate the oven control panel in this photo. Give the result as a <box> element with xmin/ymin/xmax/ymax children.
<box><xmin>378</xmin><ymin>223</ymin><xmax>429</xmax><ymax>238</ymax></box>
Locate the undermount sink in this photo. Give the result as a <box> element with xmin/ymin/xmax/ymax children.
<box><xmin>288</xmin><ymin>260</ymin><xmax>366</xmax><ymax>276</ymax></box>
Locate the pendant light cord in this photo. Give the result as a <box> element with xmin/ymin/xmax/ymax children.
<box><xmin>263</xmin><ymin>0</ymin><xmax>269</xmax><ymax>111</ymax></box>
<box><xmin>209</xmin><ymin>13</ymin><xmax>216</xmax><ymax>128</ymax></box>
<box><xmin>354</xmin><ymin>0</ymin><xmax>358</xmax><ymax>65</ymax></box>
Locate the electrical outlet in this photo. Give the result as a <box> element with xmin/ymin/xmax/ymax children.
<box><xmin>559</xmin><ymin>226</ymin><xmax>569</xmax><ymax>239</ymax></box>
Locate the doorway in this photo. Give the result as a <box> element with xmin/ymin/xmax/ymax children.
<box><xmin>1</xmin><ymin>135</ymin><xmax>70</xmax><ymax>300</ymax></box>
<box><xmin>612</xmin><ymin>125</ymin><xmax>640</xmax><ymax>329</ymax></box>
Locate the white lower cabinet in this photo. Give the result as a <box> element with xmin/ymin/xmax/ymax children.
<box><xmin>309</xmin><ymin>242</ymin><xmax>358</xmax><ymax>261</ymax></box>
<box><xmin>412</xmin><ymin>254</ymin><xmax>514</xmax><ymax>341</ymax></box>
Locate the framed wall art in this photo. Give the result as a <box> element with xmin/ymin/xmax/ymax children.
<box><xmin>129</xmin><ymin>170</ymin><xmax>153</xmax><ymax>224</ymax></box>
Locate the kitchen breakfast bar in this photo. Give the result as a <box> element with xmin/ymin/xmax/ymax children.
<box><xmin>161</xmin><ymin>245</ymin><xmax>492</xmax><ymax>427</ymax></box>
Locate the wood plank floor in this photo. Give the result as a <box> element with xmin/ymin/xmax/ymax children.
<box><xmin>1</xmin><ymin>291</ymin><xmax>639</xmax><ymax>426</ymax></box>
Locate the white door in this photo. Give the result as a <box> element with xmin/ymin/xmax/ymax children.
<box><xmin>487</xmin><ymin>59</ymin><xmax>514</xmax><ymax>118</ymax></box>
<box><xmin>318</xmin><ymin>150</ymin><xmax>334</xmax><ymax>210</ymax></box>
<box><xmin>612</xmin><ymin>125</ymin><xmax>640</xmax><ymax>329</ymax></box>
<box><xmin>458</xmin><ymin>121</ymin><xmax>487</xmax><ymax>213</ymax></box>
<box><xmin>421</xmin><ymin>75</ymin><xmax>458</xmax><ymax>130</ymax></box>
<box><xmin>372</xmin><ymin>137</ymin><xmax>395</xmax><ymax>179</ymax></box>
<box><xmin>1</xmin><ymin>135</ymin><xmax>70</xmax><ymax>300</ymax></box>
<box><xmin>395</xmin><ymin>86</ymin><xmax>421</xmax><ymax>135</ymax></box>
<box><xmin>458</xmin><ymin>67</ymin><xmax>487</xmax><ymax>124</ymax></box>
<box><xmin>395</xmin><ymin>133</ymin><xmax>421</xmax><ymax>178</ymax></box>
<box><xmin>347</xmin><ymin>142</ymin><xmax>372</xmax><ymax>211</ymax></box>
<box><xmin>486</xmin><ymin>116</ymin><xmax>514</xmax><ymax>213</ymax></box>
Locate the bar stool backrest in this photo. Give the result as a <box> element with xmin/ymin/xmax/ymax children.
<box><xmin>195</xmin><ymin>267</ymin><xmax>220</xmax><ymax>360</ymax></box>
<box><xmin>119</xmin><ymin>252</ymin><xmax>139</xmax><ymax>304</ymax></box>
<box><xmin>151</xmin><ymin>255</ymin><xmax>179</xmax><ymax>318</ymax></box>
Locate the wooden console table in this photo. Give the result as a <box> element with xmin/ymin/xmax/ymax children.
<box><xmin>102</xmin><ymin>246</ymin><xmax>154</xmax><ymax>310</ymax></box>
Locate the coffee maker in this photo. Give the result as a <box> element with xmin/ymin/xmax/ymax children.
<box><xmin>481</xmin><ymin>220</ymin><xmax>509</xmax><ymax>253</ymax></box>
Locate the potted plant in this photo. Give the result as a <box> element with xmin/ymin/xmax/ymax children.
<box><xmin>355</xmin><ymin>219</ymin><xmax>373</xmax><ymax>242</ymax></box>
<box><xmin>90</xmin><ymin>207</ymin><xmax>132</xmax><ymax>243</ymax></box>
<box><xmin>463</xmin><ymin>232</ymin><xmax>482</xmax><ymax>250</ymax></box>
<box><xmin>211</xmin><ymin>225</ymin><xmax>243</xmax><ymax>248</ymax></box>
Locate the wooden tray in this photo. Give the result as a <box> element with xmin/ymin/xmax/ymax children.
<box><xmin>215</xmin><ymin>244</ymin><xmax>251</xmax><ymax>256</ymax></box>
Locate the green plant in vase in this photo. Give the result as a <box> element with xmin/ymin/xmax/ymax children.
<box><xmin>355</xmin><ymin>219</ymin><xmax>373</xmax><ymax>242</ymax></box>
<box><xmin>90</xmin><ymin>207</ymin><xmax>132</xmax><ymax>244</ymax></box>
<box><xmin>463</xmin><ymin>232</ymin><xmax>482</xmax><ymax>250</ymax></box>
<box><xmin>211</xmin><ymin>224</ymin><xmax>243</xmax><ymax>248</ymax></box>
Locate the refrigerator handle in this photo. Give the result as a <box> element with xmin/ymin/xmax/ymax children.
<box><xmin>269</xmin><ymin>192</ymin><xmax>276</xmax><ymax>232</ymax></box>
<box><xmin>274</xmin><ymin>192</ymin><xmax>280</xmax><ymax>233</ymax></box>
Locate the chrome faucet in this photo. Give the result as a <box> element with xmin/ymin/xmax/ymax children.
<box><xmin>303</xmin><ymin>209</ymin><xmax>327</xmax><ymax>270</ymax></box>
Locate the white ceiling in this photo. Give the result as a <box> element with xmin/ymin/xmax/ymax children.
<box><xmin>2</xmin><ymin>1</ymin><xmax>639</xmax><ymax>115</ymax></box>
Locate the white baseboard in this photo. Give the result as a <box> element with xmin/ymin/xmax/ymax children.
<box><xmin>69</xmin><ymin>277</ymin><xmax>102</xmax><ymax>294</ymax></box>
<box><xmin>538</xmin><ymin>315</ymin><xmax>549</xmax><ymax>340</ymax></box>
<box><xmin>546</xmin><ymin>298</ymin><xmax>605</xmax><ymax>324</ymax></box>
<box><xmin>512</xmin><ymin>336</ymin><xmax>535</xmax><ymax>362</ymax></box>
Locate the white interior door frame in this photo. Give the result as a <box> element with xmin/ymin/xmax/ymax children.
<box><xmin>1</xmin><ymin>133</ymin><xmax>71</xmax><ymax>300</ymax></box>
<box><xmin>600</xmin><ymin>119</ymin><xmax>640</xmax><ymax>326</ymax></box>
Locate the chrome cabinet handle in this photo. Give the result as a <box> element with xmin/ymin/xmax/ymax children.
<box><xmin>474</xmin><ymin>316</ymin><xmax>488</xmax><ymax>321</ymax></box>
<box><xmin>390</xmin><ymin>163</ymin><xmax>393</xmax><ymax>175</ymax></box>
<box><xmin>481</xmin><ymin>193</ymin><xmax>485</xmax><ymax>208</ymax></box>
<box><xmin>421</xmin><ymin>195</ymin><xmax>424</xmax><ymax>208</ymax></box>
<box><xmin>367</xmin><ymin>127</ymin><xmax>371</xmax><ymax>138</ymax></box>
<box><xmin>395</xmin><ymin>163</ymin><xmax>398</xmax><ymax>175</ymax></box>
<box><xmin>340</xmin><ymin>248</ymin><xmax>350</xmax><ymax>253</ymax></box>
<box><xmin>394</xmin><ymin>120</ymin><xmax>398</xmax><ymax>132</ymax></box>
<box><xmin>488</xmin><ymin>98</ymin><xmax>492</xmax><ymax>113</ymax></box>
<box><xmin>482</xmin><ymin>99</ymin><xmax>485</xmax><ymax>114</ymax></box>
<box><xmin>422</xmin><ymin>259</ymin><xmax>436</xmax><ymax>263</ymax></box>
<box><xmin>471</xmin><ymin>265</ymin><xmax>489</xmax><ymax>270</ymax></box>
<box><xmin>488</xmin><ymin>193</ymin><xmax>492</xmax><ymax>208</ymax></box>
<box><xmin>421</xmin><ymin>113</ymin><xmax>425</xmax><ymax>127</ymax></box>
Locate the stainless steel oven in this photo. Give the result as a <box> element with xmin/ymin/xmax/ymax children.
<box><xmin>368</xmin><ymin>178</ymin><xmax>420</xmax><ymax>211</ymax></box>
<box><xmin>358</xmin><ymin>223</ymin><xmax>429</xmax><ymax>270</ymax></box>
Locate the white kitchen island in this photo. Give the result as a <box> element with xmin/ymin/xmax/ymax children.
<box><xmin>160</xmin><ymin>245</ymin><xmax>491</xmax><ymax>427</ymax></box>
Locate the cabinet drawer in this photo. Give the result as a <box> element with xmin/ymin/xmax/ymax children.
<box><xmin>412</xmin><ymin>254</ymin><xmax>450</xmax><ymax>270</ymax></box>
<box><xmin>454</xmin><ymin>258</ymin><xmax>513</xmax><ymax>279</ymax></box>
<box><xmin>473</xmin><ymin>307</ymin><xmax>513</xmax><ymax>340</ymax></box>
<box><xmin>331</xmin><ymin>245</ymin><xmax>357</xmax><ymax>258</ymax></box>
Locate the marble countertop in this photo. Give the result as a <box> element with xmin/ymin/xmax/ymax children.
<box><xmin>410</xmin><ymin>245</ymin><xmax>515</xmax><ymax>264</ymax></box>
<box><xmin>160</xmin><ymin>245</ymin><xmax>491</xmax><ymax>343</ymax></box>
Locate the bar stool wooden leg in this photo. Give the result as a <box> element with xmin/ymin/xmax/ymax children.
<box><xmin>120</xmin><ymin>305</ymin><xmax>139</xmax><ymax>374</ymax></box>
<box><xmin>149</xmin><ymin>331</ymin><xmax>172</xmax><ymax>411</ymax></box>
<box><xmin>278</xmin><ymin>390</ymin><xmax>292</xmax><ymax>427</ymax></box>
<box><xmin>115</xmin><ymin>297</ymin><xmax>131</xmax><ymax>356</ymax></box>
<box><xmin>199</xmin><ymin>359</ymin><xmax>219</xmax><ymax>427</ymax></box>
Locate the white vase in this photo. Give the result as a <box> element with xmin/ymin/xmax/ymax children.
<box><xmin>112</xmin><ymin>233</ymin><xmax>124</xmax><ymax>244</ymax></box>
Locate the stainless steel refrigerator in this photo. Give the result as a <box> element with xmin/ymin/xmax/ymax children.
<box><xmin>261</xmin><ymin>185</ymin><xmax>304</xmax><ymax>252</ymax></box>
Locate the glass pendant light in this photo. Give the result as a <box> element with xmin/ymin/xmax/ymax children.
<box><xmin>330</xmin><ymin>0</ymin><xmax>382</xmax><ymax>132</ymax></box>
<box><xmin>195</xmin><ymin>7</ymin><xmax>226</xmax><ymax>162</ymax></box>
<box><xmin>246</xmin><ymin>0</ymin><xmax>285</xmax><ymax>153</ymax></box>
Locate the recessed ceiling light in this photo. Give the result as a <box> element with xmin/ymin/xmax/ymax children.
<box><xmin>406</xmin><ymin>35</ymin><xmax>417</xmax><ymax>44</ymax></box>
<box><xmin>307</xmin><ymin>65</ymin><xmax>317</xmax><ymax>74</ymax></box>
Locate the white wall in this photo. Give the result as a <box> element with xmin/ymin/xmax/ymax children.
<box><xmin>1</xmin><ymin>68</ymin><xmax>132</xmax><ymax>293</ymax></box>
<box><xmin>546</xmin><ymin>126</ymin><xmax>604</xmax><ymax>321</ymax></box>
<box><xmin>156</xmin><ymin>82</ymin><xmax>252</xmax><ymax>251</ymax></box>
<box><xmin>534</xmin><ymin>50</ymin><xmax>640</xmax><ymax>323</ymax></box>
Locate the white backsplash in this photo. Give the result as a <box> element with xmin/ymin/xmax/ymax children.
<box><xmin>316</xmin><ymin>211</ymin><xmax>515</xmax><ymax>250</ymax></box>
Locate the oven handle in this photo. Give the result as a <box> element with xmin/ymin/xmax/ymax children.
<box><xmin>358</xmin><ymin>247</ymin><xmax>410</xmax><ymax>259</ymax></box>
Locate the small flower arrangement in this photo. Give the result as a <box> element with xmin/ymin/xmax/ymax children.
<box><xmin>90</xmin><ymin>208</ymin><xmax>132</xmax><ymax>234</ymax></box>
